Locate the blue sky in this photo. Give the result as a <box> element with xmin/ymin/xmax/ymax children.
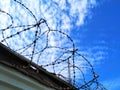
<box><xmin>75</xmin><ymin>0</ymin><xmax>120</xmax><ymax>89</ymax></box>
<box><xmin>0</xmin><ymin>0</ymin><xmax>120</xmax><ymax>89</ymax></box>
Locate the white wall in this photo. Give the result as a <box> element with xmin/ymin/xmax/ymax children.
<box><xmin>0</xmin><ymin>63</ymin><xmax>54</xmax><ymax>90</ymax></box>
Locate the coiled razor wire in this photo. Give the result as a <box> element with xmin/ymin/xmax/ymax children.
<box><xmin>0</xmin><ymin>0</ymin><xmax>107</xmax><ymax>89</ymax></box>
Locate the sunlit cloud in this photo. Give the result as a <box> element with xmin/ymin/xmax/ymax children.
<box><xmin>0</xmin><ymin>0</ymin><xmax>97</xmax><ymax>60</ymax></box>
<box><xmin>0</xmin><ymin>0</ymin><xmax>102</xmax><ymax>86</ymax></box>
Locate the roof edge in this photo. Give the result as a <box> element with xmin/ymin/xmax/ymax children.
<box><xmin>0</xmin><ymin>43</ymin><xmax>78</xmax><ymax>90</ymax></box>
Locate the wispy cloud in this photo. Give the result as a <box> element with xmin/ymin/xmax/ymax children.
<box><xmin>0</xmin><ymin>0</ymin><xmax>103</xmax><ymax>86</ymax></box>
<box><xmin>102</xmin><ymin>78</ymin><xmax>120</xmax><ymax>90</ymax></box>
<box><xmin>0</xmin><ymin>0</ymin><xmax>97</xmax><ymax>61</ymax></box>
<box><xmin>79</xmin><ymin>44</ymin><xmax>108</xmax><ymax>65</ymax></box>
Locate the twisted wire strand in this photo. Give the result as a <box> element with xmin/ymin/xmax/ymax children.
<box><xmin>0</xmin><ymin>0</ymin><xmax>107</xmax><ymax>90</ymax></box>
<box><xmin>0</xmin><ymin>9</ymin><xmax>14</xmax><ymax>46</ymax></box>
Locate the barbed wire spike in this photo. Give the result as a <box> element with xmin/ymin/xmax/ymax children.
<box><xmin>0</xmin><ymin>1</ymin><xmax>107</xmax><ymax>90</ymax></box>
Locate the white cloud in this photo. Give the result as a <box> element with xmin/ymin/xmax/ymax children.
<box><xmin>78</xmin><ymin>44</ymin><xmax>108</xmax><ymax>66</ymax></box>
<box><xmin>0</xmin><ymin>0</ymin><xmax>99</xmax><ymax>86</ymax></box>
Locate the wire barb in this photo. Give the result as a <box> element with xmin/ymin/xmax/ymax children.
<box><xmin>0</xmin><ymin>0</ymin><xmax>107</xmax><ymax>90</ymax></box>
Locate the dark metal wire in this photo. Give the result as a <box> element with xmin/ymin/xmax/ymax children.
<box><xmin>0</xmin><ymin>0</ymin><xmax>107</xmax><ymax>90</ymax></box>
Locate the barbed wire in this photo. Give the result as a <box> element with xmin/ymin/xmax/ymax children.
<box><xmin>0</xmin><ymin>0</ymin><xmax>107</xmax><ymax>90</ymax></box>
